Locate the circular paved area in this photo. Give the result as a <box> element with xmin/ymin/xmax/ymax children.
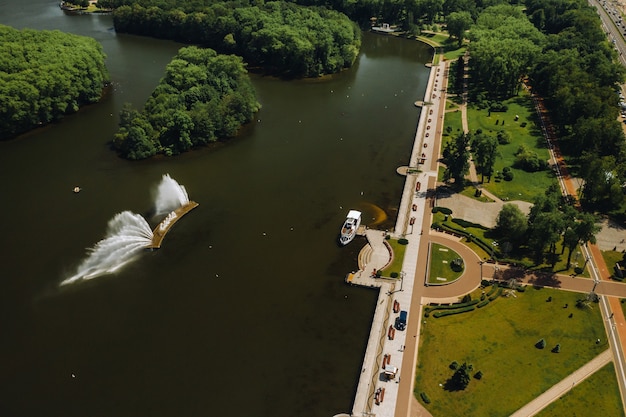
<box><xmin>422</xmin><ymin>232</ymin><xmax>482</xmax><ymax>300</ymax></box>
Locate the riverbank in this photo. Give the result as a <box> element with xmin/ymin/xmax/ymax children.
<box><xmin>347</xmin><ymin>41</ymin><xmax>449</xmax><ymax>416</ymax></box>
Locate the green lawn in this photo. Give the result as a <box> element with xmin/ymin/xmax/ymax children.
<box><xmin>466</xmin><ymin>93</ymin><xmax>557</xmax><ymax>202</ymax></box>
<box><xmin>443</xmin><ymin>106</ymin><xmax>464</xmax><ymax>136</ymax></box>
<box><xmin>536</xmin><ymin>362</ymin><xmax>624</xmax><ymax>417</ymax></box>
<box><xmin>415</xmin><ymin>286</ymin><xmax>606</xmax><ymax>417</ymax></box>
<box><xmin>381</xmin><ymin>238</ymin><xmax>407</xmax><ymax>277</ymax></box>
<box><xmin>602</xmin><ymin>249</ymin><xmax>625</xmax><ymax>280</ymax></box>
<box><xmin>428</xmin><ymin>243</ymin><xmax>464</xmax><ymax>284</ymax></box>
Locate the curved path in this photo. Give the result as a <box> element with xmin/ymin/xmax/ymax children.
<box><xmin>421</xmin><ymin>232</ymin><xmax>482</xmax><ymax>300</ymax></box>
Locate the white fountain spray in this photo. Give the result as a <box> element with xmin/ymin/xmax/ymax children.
<box><xmin>61</xmin><ymin>174</ymin><xmax>192</xmax><ymax>286</ymax></box>
<box><xmin>154</xmin><ymin>173</ymin><xmax>190</xmax><ymax>216</ymax></box>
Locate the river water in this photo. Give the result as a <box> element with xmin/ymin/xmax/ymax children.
<box><xmin>0</xmin><ymin>3</ymin><xmax>430</xmax><ymax>416</ymax></box>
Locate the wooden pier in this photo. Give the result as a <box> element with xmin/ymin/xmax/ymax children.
<box><xmin>146</xmin><ymin>201</ymin><xmax>199</xmax><ymax>249</ymax></box>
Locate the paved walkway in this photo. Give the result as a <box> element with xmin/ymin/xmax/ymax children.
<box><xmin>510</xmin><ymin>349</ymin><xmax>613</xmax><ymax>417</ymax></box>
<box><xmin>347</xmin><ymin>38</ymin><xmax>626</xmax><ymax>417</ymax></box>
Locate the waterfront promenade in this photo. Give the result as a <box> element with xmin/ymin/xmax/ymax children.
<box><xmin>343</xmin><ymin>38</ymin><xmax>626</xmax><ymax>417</ymax></box>
<box><xmin>347</xmin><ymin>49</ymin><xmax>450</xmax><ymax>416</ymax></box>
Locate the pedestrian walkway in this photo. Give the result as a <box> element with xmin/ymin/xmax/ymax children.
<box><xmin>510</xmin><ymin>349</ymin><xmax>612</xmax><ymax>417</ymax></box>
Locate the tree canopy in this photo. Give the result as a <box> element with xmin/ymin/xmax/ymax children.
<box><xmin>0</xmin><ymin>25</ymin><xmax>109</xmax><ymax>139</ymax></box>
<box><xmin>112</xmin><ymin>46</ymin><xmax>260</xmax><ymax>159</ymax></box>
<box><xmin>106</xmin><ymin>1</ymin><xmax>361</xmax><ymax>77</ymax></box>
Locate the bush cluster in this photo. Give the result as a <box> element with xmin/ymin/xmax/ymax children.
<box><xmin>433</xmin><ymin>306</ymin><xmax>476</xmax><ymax>318</ymax></box>
<box><xmin>432</xmin><ymin>206</ymin><xmax>453</xmax><ymax>215</ymax></box>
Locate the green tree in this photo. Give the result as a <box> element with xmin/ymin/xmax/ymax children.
<box><xmin>446</xmin><ymin>11</ymin><xmax>472</xmax><ymax>45</ymax></box>
<box><xmin>494</xmin><ymin>203</ymin><xmax>527</xmax><ymax>245</ymax></box>
<box><xmin>442</xmin><ymin>132</ymin><xmax>471</xmax><ymax>187</ymax></box>
<box><xmin>472</xmin><ymin>132</ymin><xmax>498</xmax><ymax>182</ymax></box>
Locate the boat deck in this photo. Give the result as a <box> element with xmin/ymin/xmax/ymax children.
<box><xmin>146</xmin><ymin>201</ymin><xmax>199</xmax><ymax>249</ymax></box>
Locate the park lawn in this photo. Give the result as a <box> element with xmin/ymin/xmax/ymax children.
<box><xmin>414</xmin><ymin>286</ymin><xmax>606</xmax><ymax>417</ymax></box>
<box><xmin>535</xmin><ymin>362</ymin><xmax>624</xmax><ymax>417</ymax></box>
<box><xmin>437</xmin><ymin>165</ymin><xmax>446</xmax><ymax>182</ymax></box>
<box><xmin>428</xmin><ymin>243</ymin><xmax>464</xmax><ymax>284</ymax></box>
<box><xmin>466</xmin><ymin>93</ymin><xmax>557</xmax><ymax>202</ymax></box>
<box><xmin>380</xmin><ymin>238</ymin><xmax>407</xmax><ymax>277</ymax></box>
<box><xmin>602</xmin><ymin>249</ymin><xmax>625</xmax><ymax>280</ymax></box>
<box><xmin>443</xmin><ymin>106</ymin><xmax>464</xmax><ymax>136</ymax></box>
<box><xmin>432</xmin><ymin>211</ymin><xmax>494</xmax><ymax>246</ymax></box>
<box><xmin>459</xmin><ymin>186</ymin><xmax>495</xmax><ymax>203</ymax></box>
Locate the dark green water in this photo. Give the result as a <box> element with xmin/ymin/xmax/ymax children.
<box><xmin>0</xmin><ymin>4</ymin><xmax>430</xmax><ymax>416</ymax></box>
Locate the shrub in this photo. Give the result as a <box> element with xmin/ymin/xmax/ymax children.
<box><xmin>474</xmin><ymin>371</ymin><xmax>483</xmax><ymax>380</ymax></box>
<box><xmin>432</xmin><ymin>206</ymin><xmax>453</xmax><ymax>215</ymax></box>
<box><xmin>398</xmin><ymin>238</ymin><xmax>409</xmax><ymax>245</ymax></box>
<box><xmin>489</xmin><ymin>101</ymin><xmax>508</xmax><ymax>112</ymax></box>
<box><xmin>488</xmin><ymin>287</ymin><xmax>502</xmax><ymax>301</ymax></box>
<box><xmin>450</xmin><ymin>360</ymin><xmax>459</xmax><ymax>370</ymax></box>
<box><xmin>481</xmin><ymin>279</ymin><xmax>491</xmax><ymax>287</ymax></box>
<box><xmin>535</xmin><ymin>338</ymin><xmax>546</xmax><ymax>349</ymax></box>
<box><xmin>574</xmin><ymin>267</ymin><xmax>583</xmax><ymax>274</ymax></box>
<box><xmin>486</xmin><ymin>283</ymin><xmax>499</xmax><ymax>296</ymax></box>
<box><xmin>462</xmin><ymin>294</ymin><xmax>471</xmax><ymax>303</ymax></box>
<box><xmin>433</xmin><ymin>306</ymin><xmax>476</xmax><ymax>318</ymax></box>
<box><xmin>452</xmin><ymin>218</ymin><xmax>485</xmax><ymax>229</ymax></box>
<box><xmin>552</xmin><ymin>343</ymin><xmax>561</xmax><ymax>353</ymax></box>
<box><xmin>502</xmin><ymin>166</ymin><xmax>514</xmax><ymax>181</ymax></box>
<box><xmin>497</xmin><ymin>130</ymin><xmax>511</xmax><ymax>144</ymax></box>
<box><xmin>390</xmin><ymin>272</ymin><xmax>399</xmax><ymax>278</ymax></box>
<box><xmin>451</xmin><ymin>258</ymin><xmax>464</xmax><ymax>272</ymax></box>
<box><xmin>420</xmin><ymin>392</ymin><xmax>431</xmax><ymax>404</ymax></box>
<box><xmin>477</xmin><ymin>299</ymin><xmax>489</xmax><ymax>308</ymax></box>
<box><xmin>514</xmin><ymin>145</ymin><xmax>547</xmax><ymax>172</ymax></box>
<box><xmin>427</xmin><ymin>299</ymin><xmax>479</xmax><ymax>311</ymax></box>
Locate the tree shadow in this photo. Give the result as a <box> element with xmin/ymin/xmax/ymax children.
<box><xmin>527</xmin><ymin>270</ymin><xmax>562</xmax><ymax>288</ymax></box>
<box><xmin>443</xmin><ymin>373</ymin><xmax>467</xmax><ymax>392</ymax></box>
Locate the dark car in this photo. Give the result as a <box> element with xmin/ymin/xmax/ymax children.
<box><xmin>395</xmin><ymin>310</ymin><xmax>408</xmax><ymax>331</ymax></box>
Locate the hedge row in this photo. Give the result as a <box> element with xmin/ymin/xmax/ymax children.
<box><xmin>432</xmin><ymin>206</ymin><xmax>453</xmax><ymax>215</ymax></box>
<box><xmin>452</xmin><ymin>218</ymin><xmax>488</xmax><ymax>230</ymax></box>
<box><xmin>420</xmin><ymin>392</ymin><xmax>431</xmax><ymax>404</ymax></box>
<box><xmin>489</xmin><ymin>287</ymin><xmax>503</xmax><ymax>301</ymax></box>
<box><xmin>431</xmin><ymin>222</ymin><xmax>495</xmax><ymax>258</ymax></box>
<box><xmin>426</xmin><ymin>299</ymin><xmax>479</xmax><ymax>312</ymax></box>
<box><xmin>486</xmin><ymin>283</ymin><xmax>499</xmax><ymax>296</ymax></box>
<box><xmin>433</xmin><ymin>306</ymin><xmax>476</xmax><ymax>318</ymax></box>
<box><xmin>477</xmin><ymin>299</ymin><xmax>490</xmax><ymax>308</ymax></box>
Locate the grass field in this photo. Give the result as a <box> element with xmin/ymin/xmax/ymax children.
<box><xmin>443</xmin><ymin>105</ymin><xmax>464</xmax><ymax>136</ymax></box>
<box><xmin>381</xmin><ymin>238</ymin><xmax>407</xmax><ymax>277</ymax></box>
<box><xmin>602</xmin><ymin>250</ymin><xmax>625</xmax><ymax>280</ymax></box>
<box><xmin>428</xmin><ymin>243</ymin><xmax>464</xmax><ymax>284</ymax></box>
<box><xmin>466</xmin><ymin>93</ymin><xmax>557</xmax><ymax>202</ymax></box>
<box><xmin>415</xmin><ymin>286</ymin><xmax>607</xmax><ymax>416</ymax></box>
<box><xmin>535</xmin><ymin>362</ymin><xmax>624</xmax><ymax>417</ymax></box>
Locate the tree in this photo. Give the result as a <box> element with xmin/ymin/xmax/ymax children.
<box><xmin>0</xmin><ymin>25</ymin><xmax>109</xmax><ymax>139</ymax></box>
<box><xmin>494</xmin><ymin>203</ymin><xmax>527</xmax><ymax>244</ymax></box>
<box><xmin>442</xmin><ymin>132</ymin><xmax>471</xmax><ymax>187</ymax></box>
<box><xmin>113</xmin><ymin>46</ymin><xmax>260</xmax><ymax>159</ymax></box>
<box><xmin>447</xmin><ymin>11</ymin><xmax>472</xmax><ymax>45</ymax></box>
<box><xmin>472</xmin><ymin>132</ymin><xmax>498</xmax><ymax>182</ymax></box>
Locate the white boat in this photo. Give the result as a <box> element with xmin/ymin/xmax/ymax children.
<box><xmin>339</xmin><ymin>210</ymin><xmax>361</xmax><ymax>245</ymax></box>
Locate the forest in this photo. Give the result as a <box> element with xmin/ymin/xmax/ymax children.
<box><xmin>0</xmin><ymin>25</ymin><xmax>109</xmax><ymax>140</ymax></box>
<box><xmin>107</xmin><ymin>1</ymin><xmax>361</xmax><ymax>77</ymax></box>
<box><xmin>112</xmin><ymin>46</ymin><xmax>260</xmax><ymax>159</ymax></box>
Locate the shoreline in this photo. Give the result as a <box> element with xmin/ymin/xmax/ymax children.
<box><xmin>347</xmin><ymin>35</ymin><xmax>447</xmax><ymax>416</ymax></box>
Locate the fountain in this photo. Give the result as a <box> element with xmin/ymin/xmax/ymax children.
<box><xmin>60</xmin><ymin>211</ymin><xmax>154</xmax><ymax>286</ymax></box>
<box><xmin>61</xmin><ymin>174</ymin><xmax>198</xmax><ymax>286</ymax></box>
<box><xmin>154</xmin><ymin>173</ymin><xmax>190</xmax><ymax>215</ymax></box>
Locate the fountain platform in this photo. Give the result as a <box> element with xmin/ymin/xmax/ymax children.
<box><xmin>146</xmin><ymin>201</ymin><xmax>199</xmax><ymax>249</ymax></box>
